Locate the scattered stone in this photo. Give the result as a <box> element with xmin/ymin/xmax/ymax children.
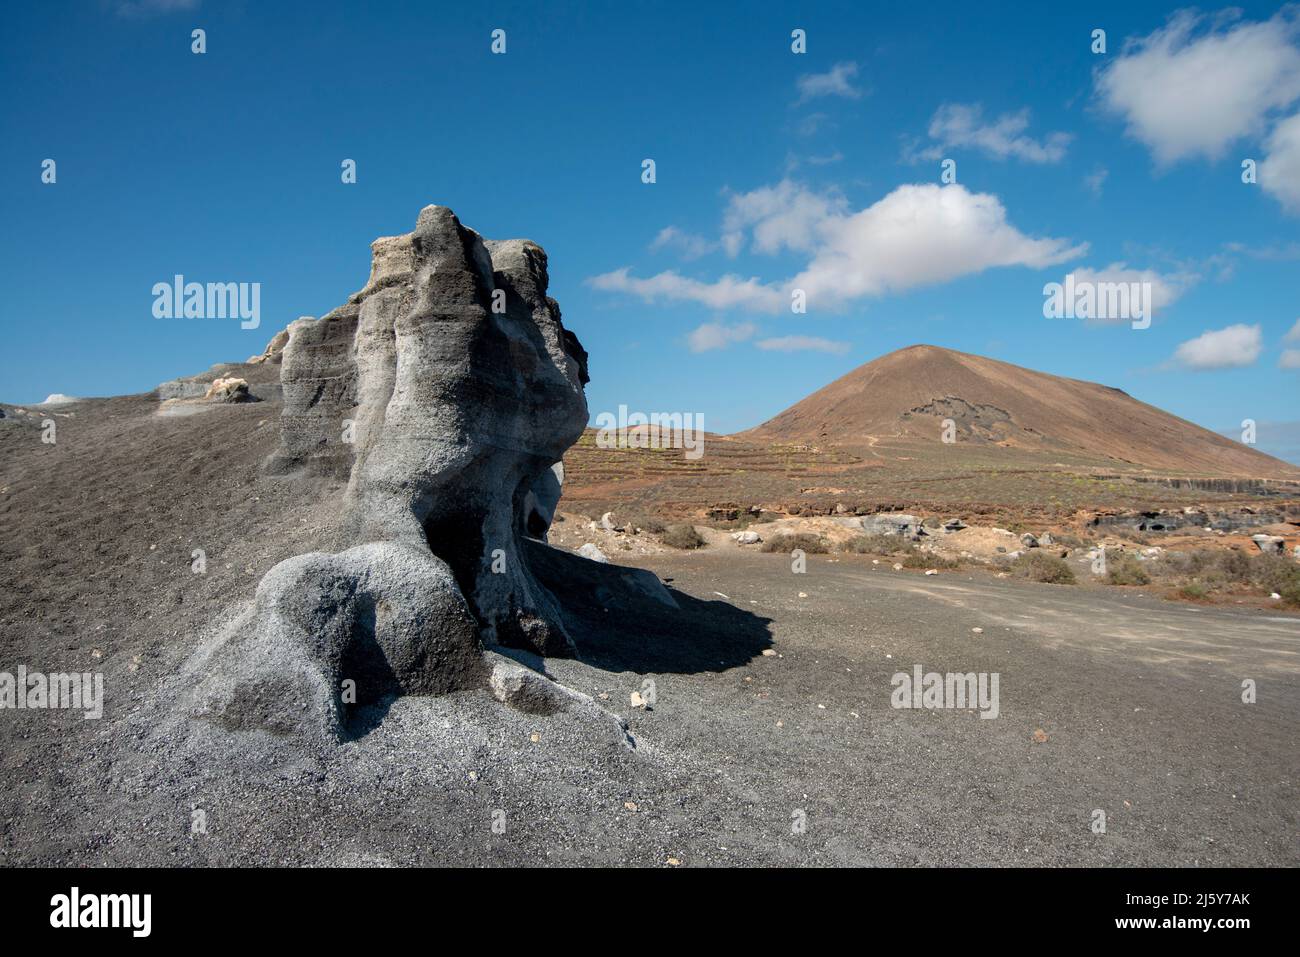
<box><xmin>761</xmin><ymin>649</ymin><xmax>777</xmax><ymax>657</ymax></box>
<box><xmin>1020</xmin><ymin>533</ymin><xmax>1039</xmax><ymax>548</ymax></box>
<box><xmin>600</xmin><ymin>511</ymin><xmax>624</xmax><ymax>532</ymax></box>
<box><xmin>924</xmin><ymin>569</ymin><xmax>938</xmax><ymax>576</ymax></box>
<box><xmin>731</xmin><ymin>530</ymin><xmax>761</xmax><ymax>545</ymax></box>
<box><xmin>942</xmin><ymin>518</ymin><xmax>967</xmax><ymax>532</ymax></box>
<box><xmin>971</xmin><ymin>627</ymin><xmax>983</xmax><ymax>634</ymax></box>
<box><xmin>578</xmin><ymin>543</ymin><xmax>609</xmax><ymax>563</ymax></box>
<box><xmin>203</xmin><ymin>377</ymin><xmax>257</xmax><ymax>403</ymax></box>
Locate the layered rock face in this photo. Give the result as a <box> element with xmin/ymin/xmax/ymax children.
<box><xmin>267</xmin><ymin>205</ymin><xmax>589</xmax><ymax>654</ymax></box>
<box><xmin>196</xmin><ymin>206</ymin><xmax>599</xmax><ymax>741</ymax></box>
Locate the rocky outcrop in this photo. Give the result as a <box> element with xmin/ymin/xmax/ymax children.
<box><xmin>193</xmin><ymin>206</ymin><xmax>600</xmax><ymax>742</ymax></box>
<box><xmin>265</xmin><ymin>205</ymin><xmax>589</xmax><ymax>655</ymax></box>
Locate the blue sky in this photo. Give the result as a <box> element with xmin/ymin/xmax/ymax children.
<box><xmin>2</xmin><ymin>0</ymin><xmax>1298</xmax><ymax>460</ymax></box>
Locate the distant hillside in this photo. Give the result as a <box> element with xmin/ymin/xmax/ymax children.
<box><xmin>740</xmin><ymin>345</ymin><xmax>1298</xmax><ymax>478</ymax></box>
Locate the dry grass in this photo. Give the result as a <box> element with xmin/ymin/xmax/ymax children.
<box><xmin>660</xmin><ymin>524</ymin><xmax>705</xmax><ymax>549</ymax></box>
<box><xmin>1011</xmin><ymin>552</ymin><xmax>1076</xmax><ymax>584</ymax></box>
<box><xmin>760</xmin><ymin>532</ymin><xmax>830</xmax><ymax>554</ymax></box>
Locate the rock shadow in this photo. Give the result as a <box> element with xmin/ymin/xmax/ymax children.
<box><xmin>524</xmin><ymin>540</ymin><xmax>773</xmax><ymax>675</ymax></box>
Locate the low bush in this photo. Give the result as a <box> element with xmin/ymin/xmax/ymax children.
<box><xmin>760</xmin><ymin>532</ymin><xmax>829</xmax><ymax>554</ymax></box>
<box><xmin>1107</xmin><ymin>554</ymin><xmax>1151</xmax><ymax>586</ymax></box>
<box><xmin>1011</xmin><ymin>551</ymin><xmax>1076</xmax><ymax>585</ymax></box>
<box><xmin>838</xmin><ymin>533</ymin><xmax>907</xmax><ymax>555</ymax></box>
<box><xmin>901</xmin><ymin>550</ymin><xmax>958</xmax><ymax>570</ymax></box>
<box><xmin>660</xmin><ymin>524</ymin><xmax>705</xmax><ymax>549</ymax></box>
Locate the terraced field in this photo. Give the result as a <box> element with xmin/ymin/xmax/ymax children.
<box><xmin>561</xmin><ymin>428</ymin><xmax>1300</xmax><ymax>528</ymax></box>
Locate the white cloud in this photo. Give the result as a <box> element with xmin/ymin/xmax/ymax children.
<box><xmin>1095</xmin><ymin>9</ymin><xmax>1300</xmax><ymax>164</ymax></box>
<box><xmin>788</xmin><ymin>184</ymin><xmax>1086</xmax><ymax>309</ymax></box>
<box><xmin>721</xmin><ymin>180</ymin><xmax>847</xmax><ymax>257</ymax></box>
<box><xmin>756</xmin><ymin>335</ymin><xmax>850</xmax><ymax>354</ymax></box>
<box><xmin>1260</xmin><ymin>111</ymin><xmax>1300</xmax><ymax>215</ymax></box>
<box><xmin>1172</xmin><ymin>324</ymin><xmax>1263</xmax><ymax>369</ymax></box>
<box><xmin>796</xmin><ymin>62</ymin><xmax>863</xmax><ymax>103</ymax></box>
<box><xmin>589</xmin><ymin>182</ymin><xmax>1085</xmax><ymax>313</ymax></box>
<box><xmin>687</xmin><ymin>321</ymin><xmax>757</xmax><ymax>353</ymax></box>
<box><xmin>1285</xmin><ymin>318</ymin><xmax>1300</xmax><ymax>342</ymax></box>
<box><xmin>649</xmin><ymin>226</ymin><xmax>716</xmax><ymax>260</ymax></box>
<box><xmin>1280</xmin><ymin>348</ymin><xmax>1300</xmax><ymax>369</ymax></box>
<box><xmin>914</xmin><ymin>104</ymin><xmax>1071</xmax><ymax>163</ymax></box>
<box><xmin>587</xmin><ymin>268</ymin><xmax>784</xmax><ymax>312</ymax></box>
<box><xmin>1064</xmin><ymin>261</ymin><xmax>1194</xmax><ymax>321</ymax></box>
<box><xmin>1084</xmin><ymin>167</ymin><xmax>1108</xmax><ymax>197</ymax></box>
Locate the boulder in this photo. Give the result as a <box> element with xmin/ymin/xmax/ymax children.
<box><xmin>578</xmin><ymin>543</ymin><xmax>610</xmax><ymax>563</ymax></box>
<box><xmin>732</xmin><ymin>530</ymin><xmax>761</xmax><ymax>545</ymax></box>
<box><xmin>1251</xmin><ymin>534</ymin><xmax>1285</xmax><ymax>555</ymax></box>
<box><xmin>203</xmin><ymin>376</ymin><xmax>256</xmax><ymax>403</ymax></box>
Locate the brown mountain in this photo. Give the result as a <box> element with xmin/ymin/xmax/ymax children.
<box><xmin>740</xmin><ymin>344</ymin><xmax>1297</xmax><ymax>478</ymax></box>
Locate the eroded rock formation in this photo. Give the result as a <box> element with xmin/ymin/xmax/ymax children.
<box><xmin>193</xmin><ymin>206</ymin><xmax>608</xmax><ymax>743</ymax></box>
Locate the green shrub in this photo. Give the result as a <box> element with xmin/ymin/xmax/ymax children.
<box><xmin>660</xmin><ymin>524</ymin><xmax>705</xmax><ymax>549</ymax></box>
<box><xmin>1012</xmin><ymin>551</ymin><xmax>1076</xmax><ymax>585</ymax></box>
<box><xmin>1107</xmin><ymin>554</ymin><xmax>1151</xmax><ymax>586</ymax></box>
<box><xmin>760</xmin><ymin>532</ymin><xmax>829</xmax><ymax>554</ymax></box>
<box><xmin>1178</xmin><ymin>582</ymin><xmax>1210</xmax><ymax>602</ymax></box>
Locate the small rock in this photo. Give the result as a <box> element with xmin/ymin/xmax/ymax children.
<box><xmin>577</xmin><ymin>542</ymin><xmax>609</xmax><ymax>563</ymax></box>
